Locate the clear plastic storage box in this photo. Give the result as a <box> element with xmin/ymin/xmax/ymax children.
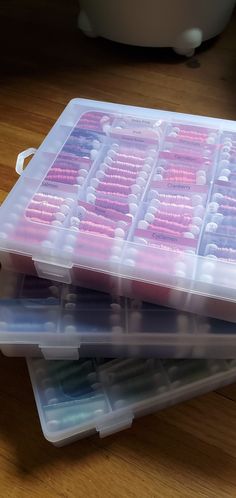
<box><xmin>28</xmin><ymin>357</ymin><xmax>236</xmax><ymax>446</ymax></box>
<box><xmin>2</xmin><ymin>269</ymin><xmax>236</xmax><ymax>359</ymax></box>
<box><xmin>1</xmin><ymin>99</ymin><xmax>236</xmax><ymax>321</ymax></box>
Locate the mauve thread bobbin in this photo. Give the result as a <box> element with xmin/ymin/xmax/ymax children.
<box><xmin>75</xmin><ymin>208</ymin><xmax>125</xmax><ymax>230</ymax></box>
<box><xmin>87</xmin><ymin>193</ymin><xmax>137</xmax><ymax>215</ymax></box>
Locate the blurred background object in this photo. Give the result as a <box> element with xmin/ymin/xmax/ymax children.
<box><xmin>78</xmin><ymin>0</ymin><xmax>236</xmax><ymax>56</ymax></box>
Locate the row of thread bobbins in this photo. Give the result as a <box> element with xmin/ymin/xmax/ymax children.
<box><xmin>161</xmin><ymin>360</ymin><xmax>220</xmax><ymax>387</ymax></box>
<box><xmin>167</xmin><ymin>124</ymin><xmax>218</xmax><ymax>145</ymax></box>
<box><xmin>205</xmin><ymin>189</ymin><xmax>236</xmax><ymax>262</ymax></box>
<box><xmin>98</xmin><ymin>359</ymin><xmax>165</xmax><ymax>409</ymax></box>
<box><xmin>37</xmin><ymin>360</ymin><xmax>109</xmax><ymax>431</ymax></box>
<box><xmin>25</xmin><ymin>192</ymin><xmax>74</xmax><ymax>227</ymax></box>
<box><xmin>138</xmin><ymin>190</ymin><xmax>205</xmax><ymax>239</ymax></box>
<box><xmin>161</xmin><ymin>140</ymin><xmax>214</xmax><ymax>160</ymax></box>
<box><xmin>204</xmin><ymin>242</ymin><xmax>236</xmax><ymax>262</ymax></box>
<box><xmin>199</xmin><ymin>248</ymin><xmax>236</xmax><ymax>285</ymax></box>
<box><xmin>159</xmin><ymin>134</ymin><xmax>214</xmax><ymax>172</ymax></box>
<box><xmin>153</xmin><ymin>158</ymin><xmax>208</xmax><ymax>185</ymax></box>
<box><xmin>21</xmin><ymin>275</ymin><xmax>60</xmax><ymax>300</ymax></box>
<box><xmin>61</xmin><ymin>128</ymin><xmax>102</xmax><ymax>160</ymax></box>
<box><xmin>0</xmin><ymin>193</ymin><xmax>74</xmax><ymax>248</ymax></box>
<box><xmin>201</xmin><ymin>187</ymin><xmax>236</xmax><ymax>282</ymax></box>
<box><xmin>125</xmin><ymin>300</ymin><xmax>191</xmax><ymax>335</ymax></box>
<box><xmin>44</xmin><ymin>150</ymin><xmax>91</xmax><ymax>188</ymax></box>
<box><xmin>76</xmin><ymin>111</ymin><xmax>113</xmax><ymax>134</ymax></box>
<box><xmin>205</xmin><ymin>189</ymin><xmax>236</xmax><ymax>237</ymax></box>
<box><xmin>124</xmin><ymin>236</ymin><xmax>191</xmax><ymax>280</ymax></box>
<box><xmin>153</xmin><ymin>123</ymin><xmax>216</xmax><ymax>186</ymax></box>
<box><xmin>217</xmin><ymin>134</ymin><xmax>236</xmax><ymax>183</ymax></box>
<box><xmin>63</xmin><ymin>205</ymin><xmax>128</xmax><ymax>259</ymax></box>
<box><xmin>0</xmin><ymin>276</ymin><xmax>60</xmax><ymax>333</ymax></box>
<box><xmin>62</xmin><ymin>289</ymin><xmax>123</xmax><ymax>333</ymax></box>
<box><xmin>86</xmin><ymin>142</ymin><xmax>158</xmax><ymax>215</ymax></box>
<box><xmin>44</xmin><ymin>129</ymin><xmax>103</xmax><ymax>187</ymax></box>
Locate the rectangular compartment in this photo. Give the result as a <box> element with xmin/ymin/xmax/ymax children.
<box><xmin>2</xmin><ymin>268</ymin><xmax>236</xmax><ymax>358</ymax></box>
<box><xmin>2</xmin><ymin>99</ymin><xmax>236</xmax><ymax>320</ymax></box>
<box><xmin>27</xmin><ymin>358</ymin><xmax>236</xmax><ymax>446</ymax></box>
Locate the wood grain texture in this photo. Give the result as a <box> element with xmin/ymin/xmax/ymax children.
<box><xmin>1</xmin><ymin>2</ymin><xmax>236</xmax><ymax>496</ymax></box>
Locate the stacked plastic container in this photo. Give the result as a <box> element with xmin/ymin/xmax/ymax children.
<box><xmin>1</xmin><ymin>99</ymin><xmax>236</xmax><ymax>445</ymax></box>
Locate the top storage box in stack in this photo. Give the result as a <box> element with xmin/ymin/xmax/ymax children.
<box><xmin>1</xmin><ymin>99</ymin><xmax>236</xmax><ymax>322</ymax></box>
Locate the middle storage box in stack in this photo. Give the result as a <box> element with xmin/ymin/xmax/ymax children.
<box><xmin>1</xmin><ymin>268</ymin><xmax>236</xmax><ymax>359</ymax></box>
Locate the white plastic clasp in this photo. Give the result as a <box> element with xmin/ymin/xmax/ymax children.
<box><xmin>15</xmin><ymin>148</ymin><xmax>37</xmax><ymax>175</ymax></box>
<box><xmin>96</xmin><ymin>412</ymin><xmax>134</xmax><ymax>438</ymax></box>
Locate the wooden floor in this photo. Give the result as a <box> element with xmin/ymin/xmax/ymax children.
<box><xmin>1</xmin><ymin>2</ymin><xmax>236</xmax><ymax>496</ymax></box>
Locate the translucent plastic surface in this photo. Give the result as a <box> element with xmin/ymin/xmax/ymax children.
<box><xmin>0</xmin><ymin>271</ymin><xmax>236</xmax><ymax>360</ymax></box>
<box><xmin>2</xmin><ymin>269</ymin><xmax>236</xmax><ymax>358</ymax></box>
<box><xmin>28</xmin><ymin>358</ymin><xmax>236</xmax><ymax>445</ymax></box>
<box><xmin>1</xmin><ymin>100</ymin><xmax>236</xmax><ymax>320</ymax></box>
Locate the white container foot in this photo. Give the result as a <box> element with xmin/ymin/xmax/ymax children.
<box><xmin>173</xmin><ymin>47</ymin><xmax>195</xmax><ymax>57</ymax></box>
<box><xmin>78</xmin><ymin>11</ymin><xmax>97</xmax><ymax>38</ymax></box>
<box><xmin>173</xmin><ymin>28</ymin><xmax>202</xmax><ymax>57</ymax></box>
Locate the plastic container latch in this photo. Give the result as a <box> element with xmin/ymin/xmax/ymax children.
<box><xmin>97</xmin><ymin>412</ymin><xmax>134</xmax><ymax>438</ymax></box>
<box><xmin>15</xmin><ymin>148</ymin><xmax>37</xmax><ymax>175</ymax></box>
<box><xmin>40</xmin><ymin>346</ymin><xmax>79</xmax><ymax>360</ymax></box>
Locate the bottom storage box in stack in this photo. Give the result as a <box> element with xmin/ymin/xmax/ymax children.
<box><xmin>28</xmin><ymin>358</ymin><xmax>236</xmax><ymax>446</ymax></box>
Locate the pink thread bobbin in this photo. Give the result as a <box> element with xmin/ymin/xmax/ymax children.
<box><xmin>67</xmin><ymin>231</ymin><xmax>122</xmax><ymax>250</ymax></box>
<box><xmin>28</xmin><ymin>201</ymin><xmax>62</xmax><ymax>213</ymax></box>
<box><xmin>107</xmin><ymin>149</ymin><xmax>154</xmax><ymax>164</ymax></box>
<box><xmin>71</xmin><ymin>219</ymin><xmax>125</xmax><ymax>238</ymax></box>
<box><xmin>145</xmin><ymin>212</ymin><xmax>194</xmax><ymax>223</ymax></box>
<box><xmin>164</xmin><ymin>167</ymin><xmax>196</xmax><ymax>176</ymax></box>
<box><xmin>149</xmin><ymin>193</ymin><xmax>194</xmax><ymax>205</ymax></box>
<box><xmin>149</xmin><ymin>217</ymin><xmax>192</xmax><ymax>229</ymax></box>
<box><xmin>26</xmin><ymin>208</ymin><xmax>65</xmax><ymax>223</ymax></box>
<box><xmin>111</xmin><ymin>143</ymin><xmax>157</xmax><ymax>157</ymax></box>
<box><xmin>46</xmin><ymin>173</ymin><xmax>80</xmax><ymax>182</ymax></box>
<box><xmin>100</xmin><ymin>163</ymin><xmax>148</xmax><ymax>180</ymax></box>
<box><xmin>96</xmin><ymin>170</ymin><xmax>147</xmax><ymax>186</ymax></box>
<box><xmin>138</xmin><ymin>218</ymin><xmax>199</xmax><ymax>237</ymax></box>
<box><xmin>51</xmin><ymin>167</ymin><xmax>88</xmax><ymax>178</ymax></box>
<box><xmin>105</xmin><ymin>156</ymin><xmax>152</xmax><ymax>172</ymax></box>
<box><xmin>50</xmin><ymin>167</ymin><xmax>81</xmax><ymax>175</ymax></box>
<box><xmin>152</xmin><ymin>202</ymin><xmax>194</xmax><ymax>213</ymax></box>
<box><xmin>9</xmin><ymin>223</ymin><xmax>55</xmax><ymax>237</ymax></box>
<box><xmin>165</xmin><ymin>177</ymin><xmax>195</xmax><ymax>184</ymax></box>
<box><xmin>46</xmin><ymin>174</ymin><xmax>85</xmax><ymax>186</ymax></box>
<box><xmin>33</xmin><ymin>193</ymin><xmax>74</xmax><ymax>207</ymax></box>
<box><xmin>90</xmin><ymin>191</ymin><xmax>137</xmax><ymax>204</ymax></box>
<box><xmin>90</xmin><ymin>178</ymin><xmax>142</xmax><ymax>196</ymax></box>
<box><xmin>33</xmin><ymin>193</ymin><xmax>64</xmax><ymax>205</ymax></box>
